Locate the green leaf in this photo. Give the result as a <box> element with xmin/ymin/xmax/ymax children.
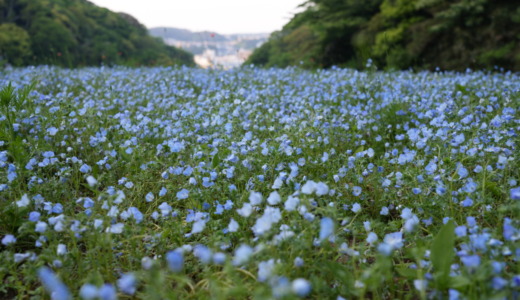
<box><xmin>354</xmin><ymin>145</ymin><xmax>364</xmax><ymax>154</ymax></box>
<box><xmin>212</xmin><ymin>152</ymin><xmax>220</xmax><ymax>168</ymax></box>
<box><xmin>430</xmin><ymin>220</ymin><xmax>455</xmax><ymax>290</ymax></box>
<box><xmin>449</xmin><ymin>276</ymin><xmax>471</xmax><ymax>289</ymax></box>
<box><xmin>395</xmin><ymin>264</ymin><xmax>417</xmax><ymax>279</ymax></box>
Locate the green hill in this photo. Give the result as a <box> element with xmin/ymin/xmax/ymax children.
<box><xmin>0</xmin><ymin>0</ymin><xmax>195</xmax><ymax>67</ymax></box>
<box><xmin>246</xmin><ymin>0</ymin><xmax>520</xmax><ymax>71</ymax></box>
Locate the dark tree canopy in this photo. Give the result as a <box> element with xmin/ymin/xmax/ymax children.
<box><xmin>246</xmin><ymin>0</ymin><xmax>520</xmax><ymax>71</ymax></box>
<box><xmin>0</xmin><ymin>0</ymin><xmax>195</xmax><ymax>67</ymax></box>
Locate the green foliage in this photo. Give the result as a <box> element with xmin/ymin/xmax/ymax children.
<box><xmin>0</xmin><ymin>0</ymin><xmax>194</xmax><ymax>67</ymax></box>
<box><xmin>0</xmin><ymin>23</ymin><xmax>31</xmax><ymax>66</ymax></box>
<box><xmin>247</xmin><ymin>0</ymin><xmax>520</xmax><ymax>71</ymax></box>
<box><xmin>430</xmin><ymin>220</ymin><xmax>455</xmax><ymax>291</ymax></box>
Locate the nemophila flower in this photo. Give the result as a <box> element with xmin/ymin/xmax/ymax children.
<box><xmin>117</xmin><ymin>273</ymin><xmax>136</xmax><ymax>295</ymax></box>
<box><xmin>2</xmin><ymin>234</ymin><xmax>16</xmax><ymax>246</ymax></box>
<box><xmin>249</xmin><ymin>191</ymin><xmax>263</xmax><ymax>206</ymax></box>
<box><xmin>79</xmin><ymin>164</ymin><xmax>91</xmax><ymax>173</ymax></box>
<box><xmin>35</xmin><ymin>221</ymin><xmax>48</xmax><ymax>233</ymax></box>
<box><xmin>237</xmin><ymin>203</ymin><xmax>253</xmax><ymax>217</ymax></box>
<box><xmin>79</xmin><ymin>284</ymin><xmax>98</xmax><ymax>300</ymax></box>
<box><xmin>159</xmin><ymin>187</ymin><xmax>167</xmax><ymax>197</ymax></box>
<box><xmin>436</xmin><ymin>185</ymin><xmax>447</xmax><ymax>195</ymax></box>
<box><xmin>141</xmin><ymin>257</ymin><xmax>153</xmax><ymax>270</ymax></box>
<box><xmin>363</xmin><ymin>221</ymin><xmax>371</xmax><ymax>231</ymax></box>
<box><xmin>29</xmin><ymin>211</ymin><xmax>41</xmax><ymax>222</ymax></box>
<box><xmin>16</xmin><ymin>194</ymin><xmax>30</xmax><ymax>207</ymax></box>
<box><xmin>315</xmin><ymin>182</ymin><xmax>329</xmax><ymax>196</ymax></box>
<box><xmin>189</xmin><ymin>219</ymin><xmax>206</xmax><ymax>235</ymax></box>
<box><xmin>491</xmin><ymin>276</ymin><xmax>508</xmax><ymax>290</ymax></box>
<box><xmin>57</xmin><ymin>244</ymin><xmax>67</xmax><ymax>256</ymax></box>
<box><xmin>267</xmin><ymin>191</ymin><xmax>281</xmax><ymax>205</ymax></box>
<box><xmin>294</xmin><ymin>257</ymin><xmax>304</xmax><ymax>267</ymax></box>
<box><xmin>404</xmin><ymin>217</ymin><xmax>419</xmax><ymax>232</ymax></box>
<box><xmin>378</xmin><ymin>232</ymin><xmax>404</xmax><ymax>256</ymax></box>
<box><xmin>291</xmin><ymin>278</ymin><xmax>311</xmax><ymax>297</ymax></box>
<box><xmin>301</xmin><ymin>180</ymin><xmax>317</xmax><ymax>194</ymax></box>
<box><xmin>366</xmin><ymin>232</ymin><xmax>378</xmax><ymax>245</ymax></box>
<box><xmin>227</xmin><ymin>218</ymin><xmax>239</xmax><ymax>232</ymax></box>
<box><xmin>352</xmin><ymin>186</ymin><xmax>362</xmax><ymax>196</ymax></box>
<box><xmin>413</xmin><ymin>279</ymin><xmax>427</xmax><ymax>293</ymax></box>
<box><xmin>351</xmin><ymin>203</ymin><xmax>361</xmax><ymax>213</ymax></box>
<box><xmin>86</xmin><ymin>176</ymin><xmax>97</xmax><ymax>187</ymax></box>
<box><xmin>166</xmin><ymin>250</ymin><xmax>184</xmax><ymax>272</ymax></box>
<box><xmin>512</xmin><ymin>275</ymin><xmax>520</xmax><ymax>288</ymax></box>
<box><xmin>457</xmin><ymin>165</ymin><xmax>469</xmax><ymax>179</ymax></box>
<box><xmin>455</xmin><ymin>226</ymin><xmax>467</xmax><ymax>237</ymax></box>
<box><xmin>47</xmin><ymin>127</ymin><xmax>59</xmax><ymax>136</ymax></box>
<box><xmin>145</xmin><ymin>192</ymin><xmax>154</xmax><ymax>203</ymax></box>
<box><xmin>106</xmin><ymin>223</ymin><xmax>124</xmax><ymax>234</ymax></box>
<box><xmin>176</xmin><ymin>188</ymin><xmax>189</xmax><ymax>200</ymax></box>
<box><xmin>272</xmin><ymin>177</ymin><xmax>283</xmax><ymax>189</ymax></box>
<box><xmin>258</xmin><ymin>259</ymin><xmax>276</xmax><ymax>282</ymax></box>
<box><xmin>98</xmin><ymin>284</ymin><xmax>117</xmax><ymax>300</ymax></box>
<box><xmin>38</xmin><ymin>267</ymin><xmax>71</xmax><ymax>300</ymax></box>
<box><xmin>284</xmin><ymin>196</ymin><xmax>299</xmax><ymax>211</ymax></box>
<box><xmin>511</xmin><ymin>187</ymin><xmax>520</xmax><ymax>200</ymax></box>
<box><xmin>380</xmin><ymin>206</ymin><xmax>389</xmax><ymax>215</ymax></box>
<box><xmin>412</xmin><ymin>188</ymin><xmax>421</xmax><ymax>195</ymax></box>
<box><xmin>213</xmin><ymin>252</ymin><xmax>226</xmax><ymax>265</ymax></box>
<box><xmin>233</xmin><ymin>244</ymin><xmax>253</xmax><ymax>266</ymax></box>
<box><xmin>461</xmin><ymin>255</ymin><xmax>480</xmax><ymax>269</ymax></box>
<box><xmin>252</xmin><ymin>207</ymin><xmax>282</xmax><ymax>236</ymax></box>
<box><xmin>491</xmin><ymin>261</ymin><xmax>505</xmax><ymax>274</ymax></box>
<box><xmin>401</xmin><ymin>208</ymin><xmax>413</xmax><ymax>220</ymax></box>
<box><xmin>158</xmin><ymin>202</ymin><xmax>172</xmax><ymax>217</ymax></box>
<box><xmin>319</xmin><ymin>217</ymin><xmax>334</xmax><ymax>242</ymax></box>
<box><xmin>461</xmin><ymin>197</ymin><xmax>473</xmax><ymax>207</ymax></box>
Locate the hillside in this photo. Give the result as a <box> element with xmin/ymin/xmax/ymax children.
<box><xmin>0</xmin><ymin>0</ymin><xmax>195</xmax><ymax>67</ymax></box>
<box><xmin>149</xmin><ymin>27</ymin><xmax>228</xmax><ymax>43</ymax></box>
<box><xmin>246</xmin><ymin>0</ymin><xmax>520</xmax><ymax>71</ymax></box>
<box><xmin>149</xmin><ymin>27</ymin><xmax>268</xmax><ymax>55</ymax></box>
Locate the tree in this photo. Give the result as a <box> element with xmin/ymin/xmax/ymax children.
<box><xmin>0</xmin><ymin>23</ymin><xmax>31</xmax><ymax>66</ymax></box>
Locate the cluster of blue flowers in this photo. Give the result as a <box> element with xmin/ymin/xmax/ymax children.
<box><xmin>0</xmin><ymin>65</ymin><xmax>519</xmax><ymax>299</ymax></box>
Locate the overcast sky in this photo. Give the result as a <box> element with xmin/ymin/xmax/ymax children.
<box><xmin>89</xmin><ymin>0</ymin><xmax>304</xmax><ymax>34</ymax></box>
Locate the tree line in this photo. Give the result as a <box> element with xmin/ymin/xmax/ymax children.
<box><xmin>0</xmin><ymin>0</ymin><xmax>195</xmax><ymax>67</ymax></box>
<box><xmin>246</xmin><ymin>0</ymin><xmax>520</xmax><ymax>71</ymax></box>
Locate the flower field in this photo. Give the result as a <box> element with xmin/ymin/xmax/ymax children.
<box><xmin>0</xmin><ymin>66</ymin><xmax>519</xmax><ymax>299</ymax></box>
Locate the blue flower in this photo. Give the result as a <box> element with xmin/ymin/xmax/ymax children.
<box><xmin>98</xmin><ymin>284</ymin><xmax>117</xmax><ymax>300</ymax></box>
<box><xmin>194</xmin><ymin>245</ymin><xmax>212</xmax><ymax>264</ymax></box>
<box><xmin>166</xmin><ymin>250</ymin><xmax>184</xmax><ymax>272</ymax></box>
<box><xmin>291</xmin><ymin>278</ymin><xmax>311</xmax><ymax>297</ymax></box>
<box><xmin>319</xmin><ymin>217</ymin><xmax>334</xmax><ymax>241</ymax></box>
<box><xmin>510</xmin><ymin>187</ymin><xmax>520</xmax><ymax>200</ymax></box>
<box><xmin>176</xmin><ymin>188</ymin><xmax>189</xmax><ymax>200</ymax></box>
<box><xmin>491</xmin><ymin>276</ymin><xmax>508</xmax><ymax>290</ymax></box>
<box><xmin>352</xmin><ymin>186</ymin><xmax>362</xmax><ymax>196</ymax></box>
<box><xmin>38</xmin><ymin>267</ymin><xmax>71</xmax><ymax>300</ymax></box>
<box><xmin>79</xmin><ymin>284</ymin><xmax>98</xmax><ymax>300</ymax></box>
<box><xmin>1</xmin><ymin>234</ymin><xmax>16</xmax><ymax>246</ymax></box>
<box><xmin>117</xmin><ymin>273</ymin><xmax>137</xmax><ymax>295</ymax></box>
<box><xmin>79</xmin><ymin>164</ymin><xmax>91</xmax><ymax>173</ymax></box>
<box><xmin>233</xmin><ymin>244</ymin><xmax>253</xmax><ymax>266</ymax></box>
<box><xmin>461</xmin><ymin>255</ymin><xmax>480</xmax><ymax>269</ymax></box>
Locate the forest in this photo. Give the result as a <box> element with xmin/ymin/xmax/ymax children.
<box><xmin>247</xmin><ymin>0</ymin><xmax>520</xmax><ymax>71</ymax></box>
<box><xmin>0</xmin><ymin>0</ymin><xmax>195</xmax><ymax>67</ymax></box>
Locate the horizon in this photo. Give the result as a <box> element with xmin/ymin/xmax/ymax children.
<box><xmin>88</xmin><ymin>0</ymin><xmax>304</xmax><ymax>35</ymax></box>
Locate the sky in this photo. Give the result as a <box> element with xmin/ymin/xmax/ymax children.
<box><xmin>89</xmin><ymin>0</ymin><xmax>305</xmax><ymax>34</ymax></box>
